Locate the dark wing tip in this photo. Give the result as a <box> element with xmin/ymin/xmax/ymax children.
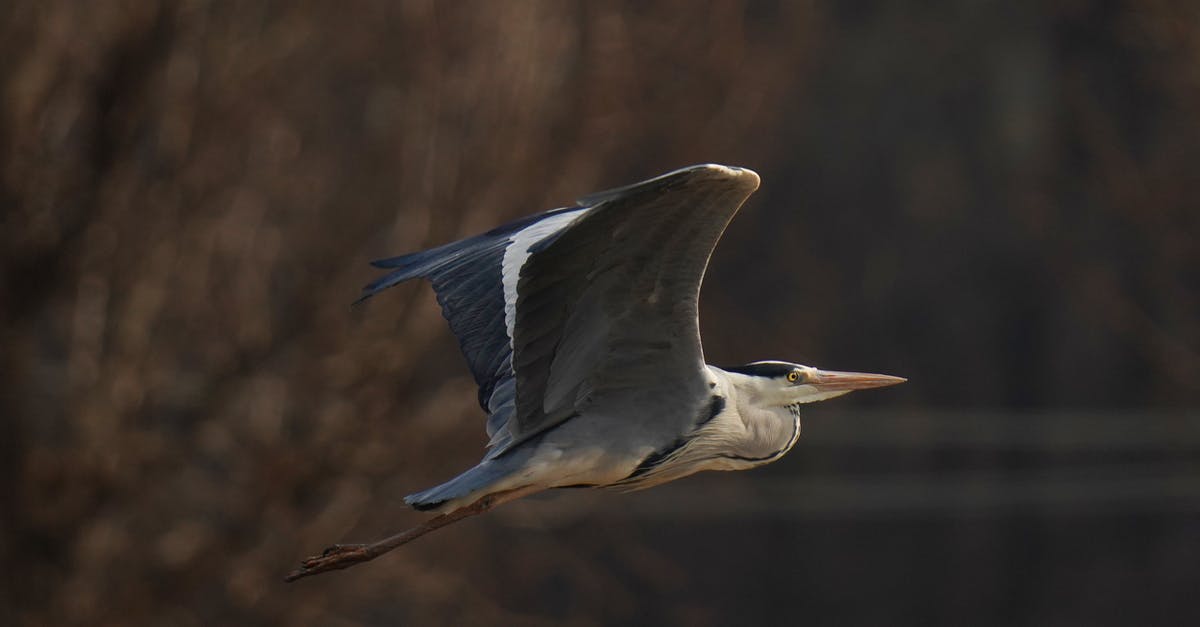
<box><xmin>351</xmin><ymin>260</ymin><xmax>423</xmax><ymax>307</ymax></box>
<box><xmin>576</xmin><ymin>163</ymin><xmax>760</xmax><ymax>206</ymax></box>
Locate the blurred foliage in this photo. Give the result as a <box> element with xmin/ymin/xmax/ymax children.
<box><xmin>1</xmin><ymin>0</ymin><xmax>1197</xmax><ymax>625</ymax></box>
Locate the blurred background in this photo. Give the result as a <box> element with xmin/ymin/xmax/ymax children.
<box><xmin>2</xmin><ymin>1</ymin><xmax>1198</xmax><ymax>625</ymax></box>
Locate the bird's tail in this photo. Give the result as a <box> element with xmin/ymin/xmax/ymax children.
<box><xmin>404</xmin><ymin>458</ymin><xmax>523</xmax><ymax>512</ymax></box>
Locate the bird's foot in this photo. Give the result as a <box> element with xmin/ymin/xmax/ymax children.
<box><xmin>284</xmin><ymin>543</ymin><xmax>371</xmax><ymax>582</ymax></box>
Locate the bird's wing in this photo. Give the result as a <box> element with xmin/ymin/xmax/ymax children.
<box><xmin>356</xmin><ymin>164</ymin><xmax>759</xmax><ymax>455</ymax></box>
<box><xmin>355</xmin><ymin>204</ymin><xmax>590</xmax><ymax>443</ymax></box>
<box><xmin>501</xmin><ymin>164</ymin><xmax>760</xmax><ymax>453</ymax></box>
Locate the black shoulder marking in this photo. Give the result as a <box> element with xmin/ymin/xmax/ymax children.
<box><xmin>623</xmin><ymin>395</ymin><xmax>723</xmax><ymax>482</ymax></box>
<box><xmin>698</xmin><ymin>395</ymin><xmax>725</xmax><ymax>427</ymax></box>
<box><xmin>624</xmin><ymin>438</ymin><xmax>687</xmax><ymax>480</ymax></box>
<box><xmin>721</xmin><ymin>361</ymin><xmax>797</xmax><ymax>378</ymax></box>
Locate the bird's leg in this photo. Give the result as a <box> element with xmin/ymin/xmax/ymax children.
<box><xmin>284</xmin><ymin>486</ymin><xmax>537</xmax><ymax>582</ymax></box>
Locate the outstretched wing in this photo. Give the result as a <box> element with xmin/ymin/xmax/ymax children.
<box><xmin>502</xmin><ymin>164</ymin><xmax>760</xmax><ymax>453</ymax></box>
<box><xmin>357</xmin><ymin>164</ymin><xmax>760</xmax><ymax>457</ymax></box>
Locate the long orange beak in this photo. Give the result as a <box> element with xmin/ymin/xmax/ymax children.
<box><xmin>810</xmin><ymin>369</ymin><xmax>907</xmax><ymax>391</ymax></box>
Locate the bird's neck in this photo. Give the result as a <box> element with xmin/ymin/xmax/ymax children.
<box><xmin>703</xmin><ymin>367</ymin><xmax>803</xmax><ymax>467</ymax></box>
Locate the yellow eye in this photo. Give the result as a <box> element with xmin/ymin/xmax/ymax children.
<box><xmin>787</xmin><ymin>371</ymin><xmax>800</xmax><ymax>383</ymax></box>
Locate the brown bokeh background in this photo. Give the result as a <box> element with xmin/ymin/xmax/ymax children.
<box><xmin>2</xmin><ymin>1</ymin><xmax>1198</xmax><ymax>625</ymax></box>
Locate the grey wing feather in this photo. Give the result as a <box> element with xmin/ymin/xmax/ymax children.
<box><xmin>357</xmin><ymin>164</ymin><xmax>759</xmax><ymax>458</ymax></box>
<box><xmin>495</xmin><ymin>164</ymin><xmax>760</xmax><ymax>454</ymax></box>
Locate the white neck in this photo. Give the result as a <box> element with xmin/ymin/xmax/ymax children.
<box><xmin>709</xmin><ymin>367</ymin><xmax>803</xmax><ymax>465</ymax></box>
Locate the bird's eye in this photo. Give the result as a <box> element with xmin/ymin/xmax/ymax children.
<box><xmin>787</xmin><ymin>371</ymin><xmax>801</xmax><ymax>383</ymax></box>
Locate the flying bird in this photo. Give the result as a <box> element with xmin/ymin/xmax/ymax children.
<box><xmin>286</xmin><ymin>164</ymin><xmax>904</xmax><ymax>581</ymax></box>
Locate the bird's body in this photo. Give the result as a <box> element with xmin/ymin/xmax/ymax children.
<box><xmin>407</xmin><ymin>363</ymin><xmax>807</xmax><ymax>513</ymax></box>
<box><xmin>286</xmin><ymin>164</ymin><xmax>904</xmax><ymax>581</ymax></box>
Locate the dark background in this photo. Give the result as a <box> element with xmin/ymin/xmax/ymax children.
<box><xmin>3</xmin><ymin>1</ymin><xmax>1198</xmax><ymax>625</ymax></box>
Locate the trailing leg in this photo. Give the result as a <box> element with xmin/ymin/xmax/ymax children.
<box><xmin>284</xmin><ymin>486</ymin><xmax>537</xmax><ymax>582</ymax></box>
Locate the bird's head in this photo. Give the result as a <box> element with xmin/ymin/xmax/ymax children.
<box><xmin>722</xmin><ymin>360</ymin><xmax>906</xmax><ymax>408</ymax></box>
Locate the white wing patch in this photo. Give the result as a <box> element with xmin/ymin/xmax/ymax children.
<box><xmin>501</xmin><ymin>210</ymin><xmax>586</xmax><ymax>345</ymax></box>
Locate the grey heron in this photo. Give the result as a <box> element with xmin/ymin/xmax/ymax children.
<box><xmin>286</xmin><ymin>164</ymin><xmax>904</xmax><ymax>581</ymax></box>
